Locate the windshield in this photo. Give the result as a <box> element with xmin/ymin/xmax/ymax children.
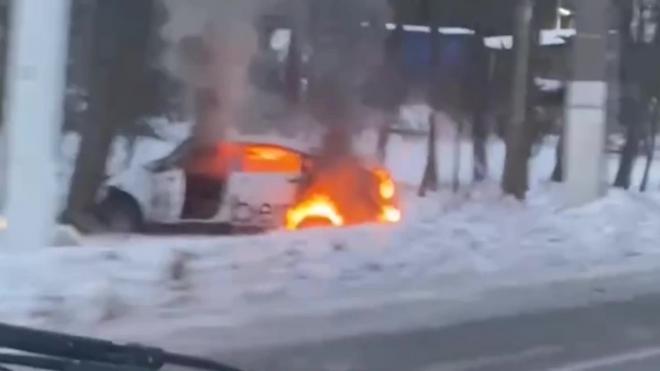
<box><xmin>2</xmin><ymin>1</ymin><xmax>660</xmax><ymax>370</ymax></box>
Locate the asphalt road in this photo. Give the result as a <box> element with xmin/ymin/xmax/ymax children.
<box><xmin>220</xmin><ymin>293</ymin><xmax>660</xmax><ymax>371</ymax></box>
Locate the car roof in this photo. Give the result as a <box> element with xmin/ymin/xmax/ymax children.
<box><xmin>233</xmin><ymin>141</ymin><xmax>311</xmax><ymax>154</ymax></box>
<box><xmin>226</xmin><ymin>133</ymin><xmax>320</xmax><ymax>155</ymax></box>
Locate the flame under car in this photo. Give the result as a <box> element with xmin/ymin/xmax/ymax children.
<box><xmin>285</xmin><ymin>155</ymin><xmax>401</xmax><ymax>231</ymax></box>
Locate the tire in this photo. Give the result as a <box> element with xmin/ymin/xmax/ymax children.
<box><xmin>98</xmin><ymin>191</ymin><xmax>143</xmax><ymax>233</ymax></box>
<box><xmin>296</xmin><ymin>216</ymin><xmax>334</xmax><ymax>230</ymax></box>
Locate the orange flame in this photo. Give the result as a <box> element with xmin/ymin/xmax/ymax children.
<box><xmin>285</xmin><ymin>162</ymin><xmax>401</xmax><ymax>230</ymax></box>
<box><xmin>374</xmin><ymin>168</ymin><xmax>396</xmax><ymax>200</ymax></box>
<box><xmin>286</xmin><ymin>194</ymin><xmax>345</xmax><ymax>230</ymax></box>
<box><xmin>380</xmin><ymin>205</ymin><xmax>402</xmax><ymax>223</ymax></box>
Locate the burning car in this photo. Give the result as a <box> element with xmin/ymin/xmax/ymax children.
<box><xmin>95</xmin><ymin>137</ymin><xmax>400</xmax><ymax>233</ymax></box>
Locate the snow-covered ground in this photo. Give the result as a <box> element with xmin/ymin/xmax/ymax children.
<box><xmin>3</xmin><ymin>183</ymin><xmax>660</xmax><ymax>351</ymax></box>
<box><xmin>1</xmin><ymin>128</ymin><xmax>660</xmax><ymax>353</ymax></box>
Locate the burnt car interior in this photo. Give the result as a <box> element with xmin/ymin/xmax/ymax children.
<box><xmin>146</xmin><ymin>140</ymin><xmax>227</xmax><ymax>220</ymax></box>
<box><xmin>181</xmin><ymin>145</ymin><xmax>227</xmax><ymax>220</ymax></box>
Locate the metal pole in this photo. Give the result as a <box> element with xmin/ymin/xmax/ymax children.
<box><xmin>2</xmin><ymin>0</ymin><xmax>71</xmax><ymax>249</ymax></box>
<box><xmin>563</xmin><ymin>0</ymin><xmax>609</xmax><ymax>206</ymax></box>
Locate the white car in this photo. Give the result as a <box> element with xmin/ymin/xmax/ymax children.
<box><xmin>96</xmin><ymin>138</ymin><xmax>312</xmax><ymax>233</ymax></box>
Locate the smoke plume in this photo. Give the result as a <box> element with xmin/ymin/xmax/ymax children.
<box><xmin>160</xmin><ymin>0</ymin><xmax>269</xmax><ymax>143</ymax></box>
<box><xmin>160</xmin><ymin>0</ymin><xmax>393</xmax><ymax>146</ymax></box>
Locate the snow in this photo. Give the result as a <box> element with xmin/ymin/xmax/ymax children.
<box><xmin>547</xmin><ymin>347</ymin><xmax>660</xmax><ymax>371</ymax></box>
<box><xmin>536</xmin><ymin>77</ymin><xmax>564</xmax><ymax>92</ymax></box>
<box><xmin>3</xmin><ymin>113</ymin><xmax>660</xmax><ymax>353</ymax></box>
<box><xmin>485</xmin><ymin>28</ymin><xmax>576</xmax><ymax>49</ymax></box>
<box><xmin>3</xmin><ymin>182</ymin><xmax>660</xmax><ymax>351</ymax></box>
<box><xmin>383</xmin><ymin>23</ymin><xmax>476</xmax><ymax>35</ymax></box>
<box><xmin>385</xmin><ymin>134</ymin><xmax>557</xmax><ymax>189</ymax></box>
<box><xmin>1</xmin><ymin>130</ymin><xmax>660</xmax><ymax>353</ymax></box>
<box><xmin>375</xmin><ymin>24</ymin><xmax>574</xmax><ymax>49</ymax></box>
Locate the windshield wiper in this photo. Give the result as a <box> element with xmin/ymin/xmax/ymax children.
<box><xmin>0</xmin><ymin>322</ymin><xmax>244</xmax><ymax>371</ymax></box>
<box><xmin>0</xmin><ymin>353</ymin><xmax>150</xmax><ymax>371</ymax></box>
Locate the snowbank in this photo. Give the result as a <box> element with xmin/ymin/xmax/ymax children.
<box><xmin>1</xmin><ymin>184</ymin><xmax>660</xmax><ymax>349</ymax></box>
<box><xmin>4</xmin><ymin>125</ymin><xmax>660</xmax><ymax>352</ymax></box>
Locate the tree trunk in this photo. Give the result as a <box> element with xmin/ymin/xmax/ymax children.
<box><xmin>0</xmin><ymin>0</ymin><xmax>9</xmax><ymax>126</ymax></box>
<box><xmin>470</xmin><ymin>32</ymin><xmax>492</xmax><ymax>183</ymax></box>
<box><xmin>285</xmin><ymin>31</ymin><xmax>302</xmax><ymax>107</ymax></box>
<box><xmin>614</xmin><ymin>120</ymin><xmax>641</xmax><ymax>189</ymax></box>
<box><xmin>472</xmin><ymin>110</ymin><xmax>488</xmax><ymax>182</ymax></box>
<box><xmin>640</xmin><ymin>99</ymin><xmax>658</xmax><ymax>191</ymax></box>
<box><xmin>65</xmin><ymin>0</ymin><xmax>156</xmax><ymax>230</ymax></box>
<box><xmin>454</xmin><ymin>119</ymin><xmax>464</xmax><ymax>192</ymax></box>
<box><xmin>502</xmin><ymin>0</ymin><xmax>534</xmax><ymax>199</ymax></box>
<box><xmin>614</xmin><ymin>93</ymin><xmax>644</xmax><ymax>189</ymax></box>
<box><xmin>376</xmin><ymin>114</ymin><xmax>391</xmax><ymax>163</ymax></box>
<box><xmin>63</xmin><ymin>0</ymin><xmax>104</xmax><ymax>230</ymax></box>
<box><xmin>65</xmin><ymin>119</ymin><xmax>116</xmax><ymax>230</ymax></box>
<box><xmin>419</xmin><ymin>112</ymin><xmax>438</xmax><ymax>197</ymax></box>
<box><xmin>551</xmin><ymin>134</ymin><xmax>564</xmax><ymax>182</ymax></box>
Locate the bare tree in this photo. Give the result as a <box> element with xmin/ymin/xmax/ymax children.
<box><xmin>614</xmin><ymin>0</ymin><xmax>660</xmax><ymax>189</ymax></box>
<box><xmin>502</xmin><ymin>0</ymin><xmax>534</xmax><ymax>199</ymax></box>
<box><xmin>367</xmin><ymin>19</ymin><xmax>406</xmax><ymax>162</ymax></box>
<box><xmin>502</xmin><ymin>0</ymin><xmax>547</xmax><ymax>199</ymax></box>
<box><xmin>0</xmin><ymin>0</ymin><xmax>8</xmax><ymax>126</ymax></box>
<box><xmin>65</xmin><ymin>0</ymin><xmax>161</xmax><ymax>230</ymax></box>
<box><xmin>418</xmin><ymin>0</ymin><xmax>440</xmax><ymax>196</ymax></box>
<box><xmin>467</xmin><ymin>32</ymin><xmax>491</xmax><ymax>182</ymax></box>
<box><xmin>614</xmin><ymin>84</ymin><xmax>644</xmax><ymax>189</ymax></box>
<box><xmin>551</xmin><ymin>135</ymin><xmax>564</xmax><ymax>182</ymax></box>
<box><xmin>640</xmin><ymin>97</ymin><xmax>659</xmax><ymax>191</ymax></box>
<box><xmin>419</xmin><ymin>111</ymin><xmax>439</xmax><ymax>196</ymax></box>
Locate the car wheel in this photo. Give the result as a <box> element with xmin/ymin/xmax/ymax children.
<box><xmin>99</xmin><ymin>192</ymin><xmax>143</xmax><ymax>233</ymax></box>
<box><xmin>296</xmin><ymin>216</ymin><xmax>335</xmax><ymax>230</ymax></box>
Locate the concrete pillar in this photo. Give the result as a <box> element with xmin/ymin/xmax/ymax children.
<box><xmin>563</xmin><ymin>0</ymin><xmax>609</xmax><ymax>207</ymax></box>
<box><xmin>2</xmin><ymin>0</ymin><xmax>71</xmax><ymax>249</ymax></box>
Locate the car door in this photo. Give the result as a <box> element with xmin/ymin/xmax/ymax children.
<box><xmin>149</xmin><ymin>168</ymin><xmax>186</xmax><ymax>223</ymax></box>
<box><xmin>222</xmin><ymin>145</ymin><xmax>304</xmax><ymax>228</ymax></box>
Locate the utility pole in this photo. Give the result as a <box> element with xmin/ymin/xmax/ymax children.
<box><xmin>563</xmin><ymin>0</ymin><xmax>609</xmax><ymax>206</ymax></box>
<box><xmin>2</xmin><ymin>0</ymin><xmax>71</xmax><ymax>249</ymax></box>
